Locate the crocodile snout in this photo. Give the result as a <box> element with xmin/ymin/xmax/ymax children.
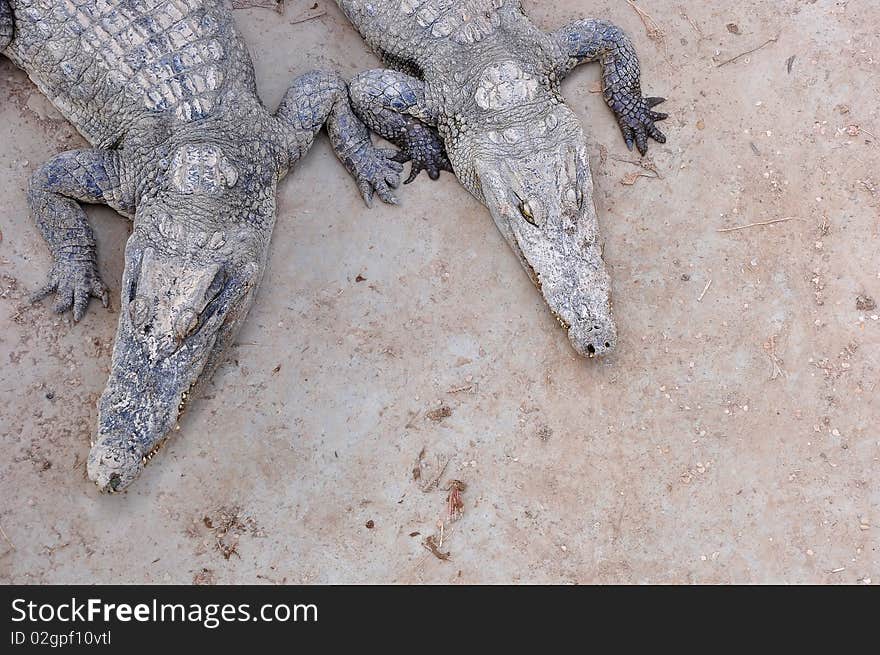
<box><xmin>568</xmin><ymin>314</ymin><xmax>617</xmax><ymax>358</ymax></box>
<box><xmin>87</xmin><ymin>438</ymin><xmax>145</xmax><ymax>493</ymax></box>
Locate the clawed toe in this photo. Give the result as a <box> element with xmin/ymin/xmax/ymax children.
<box><xmin>31</xmin><ymin>264</ymin><xmax>110</xmax><ymax>321</ymax></box>
<box><xmin>53</xmin><ymin>289</ymin><xmax>74</xmax><ymax>315</ymax></box>
<box><xmin>616</xmin><ymin>94</ymin><xmax>670</xmax><ymax>155</ymax></box>
<box><xmin>389</xmin><ymin>120</ymin><xmax>451</xmax><ymax>185</ymax></box>
<box><xmin>401</xmin><ymin>152</ymin><xmax>452</xmax><ymax>184</ymax></box>
<box><xmin>354</xmin><ymin>147</ymin><xmax>404</xmax><ymax>207</ymax></box>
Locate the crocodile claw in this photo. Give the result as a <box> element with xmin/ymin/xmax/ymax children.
<box><xmin>353</xmin><ymin>146</ymin><xmax>403</xmax><ymax>207</ymax></box>
<box><xmin>31</xmin><ymin>260</ymin><xmax>110</xmax><ymax>322</ymax></box>
<box><xmin>391</xmin><ymin>121</ymin><xmax>453</xmax><ymax>184</ymax></box>
<box><xmin>612</xmin><ymin>92</ymin><xmax>668</xmax><ymax>156</ymax></box>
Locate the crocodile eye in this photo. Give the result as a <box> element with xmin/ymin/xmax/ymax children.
<box><xmin>204</xmin><ymin>270</ymin><xmax>226</xmax><ymax>303</ymax></box>
<box><xmin>519</xmin><ymin>200</ymin><xmax>538</xmax><ymax>226</ymax></box>
<box><xmin>174</xmin><ymin>309</ymin><xmax>200</xmax><ymax>340</ymax></box>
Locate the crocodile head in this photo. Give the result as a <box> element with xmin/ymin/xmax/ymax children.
<box><xmin>87</xmin><ymin>153</ymin><xmax>271</xmax><ymax>492</ymax></box>
<box><xmin>452</xmin><ymin>102</ymin><xmax>617</xmax><ymax>358</ymax></box>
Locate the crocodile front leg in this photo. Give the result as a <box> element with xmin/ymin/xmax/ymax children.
<box><xmin>275</xmin><ymin>70</ymin><xmax>403</xmax><ymax>206</ymax></box>
<box><xmin>28</xmin><ymin>149</ymin><xmax>133</xmax><ymax>321</ymax></box>
<box><xmin>550</xmin><ymin>19</ymin><xmax>667</xmax><ymax>155</ymax></box>
<box><xmin>349</xmin><ymin>69</ymin><xmax>452</xmax><ymax>184</ymax></box>
<box><xmin>0</xmin><ymin>0</ymin><xmax>12</xmax><ymax>52</ymax></box>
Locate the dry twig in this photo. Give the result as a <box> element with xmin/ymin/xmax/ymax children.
<box><xmin>716</xmin><ymin>34</ymin><xmax>780</xmax><ymax>68</ymax></box>
<box><xmin>445</xmin><ymin>480</ymin><xmax>466</xmax><ymax>522</ymax></box>
<box><xmin>626</xmin><ymin>0</ymin><xmax>665</xmax><ymax>43</ymax></box>
<box><xmin>290</xmin><ymin>10</ymin><xmax>326</xmax><ymax>25</ymax></box>
<box><xmin>717</xmin><ymin>217</ymin><xmax>803</xmax><ymax>233</ymax></box>
<box><xmin>412</xmin><ymin>447</ymin><xmax>426</xmax><ymax>481</ymax></box>
<box><xmin>698</xmin><ymin>279</ymin><xmax>712</xmax><ymax>302</ymax></box>
<box><xmin>0</xmin><ymin>523</ymin><xmax>14</xmax><ymax>550</ymax></box>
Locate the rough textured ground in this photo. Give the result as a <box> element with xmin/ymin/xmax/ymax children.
<box><xmin>1</xmin><ymin>0</ymin><xmax>877</xmax><ymax>584</ymax></box>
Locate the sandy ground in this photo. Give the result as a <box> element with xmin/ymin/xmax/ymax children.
<box><xmin>0</xmin><ymin>0</ymin><xmax>878</xmax><ymax>584</ymax></box>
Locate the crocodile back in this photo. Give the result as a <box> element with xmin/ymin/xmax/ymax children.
<box><xmin>337</xmin><ymin>0</ymin><xmax>525</xmax><ymax>75</ymax></box>
<box><xmin>6</xmin><ymin>0</ymin><xmax>257</xmax><ymax>148</ymax></box>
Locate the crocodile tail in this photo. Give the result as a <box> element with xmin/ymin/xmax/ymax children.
<box><xmin>0</xmin><ymin>0</ymin><xmax>12</xmax><ymax>52</ymax></box>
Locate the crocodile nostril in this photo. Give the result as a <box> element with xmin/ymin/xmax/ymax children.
<box><xmin>568</xmin><ymin>319</ymin><xmax>617</xmax><ymax>358</ymax></box>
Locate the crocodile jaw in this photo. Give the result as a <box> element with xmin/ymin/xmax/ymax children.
<box><xmin>87</xmin><ymin>231</ymin><xmax>260</xmax><ymax>492</ymax></box>
<box><xmin>473</xmin><ymin>130</ymin><xmax>617</xmax><ymax>358</ymax></box>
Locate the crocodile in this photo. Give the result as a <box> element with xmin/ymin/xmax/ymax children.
<box><xmin>2</xmin><ymin>0</ymin><xmax>402</xmax><ymax>491</ymax></box>
<box><xmin>336</xmin><ymin>0</ymin><xmax>668</xmax><ymax>357</ymax></box>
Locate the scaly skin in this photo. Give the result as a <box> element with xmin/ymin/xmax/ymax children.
<box><xmin>337</xmin><ymin>0</ymin><xmax>668</xmax><ymax>357</ymax></box>
<box><xmin>2</xmin><ymin>0</ymin><xmax>402</xmax><ymax>491</ymax></box>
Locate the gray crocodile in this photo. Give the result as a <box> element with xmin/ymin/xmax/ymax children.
<box><xmin>336</xmin><ymin>0</ymin><xmax>668</xmax><ymax>357</ymax></box>
<box><xmin>2</xmin><ymin>0</ymin><xmax>402</xmax><ymax>491</ymax></box>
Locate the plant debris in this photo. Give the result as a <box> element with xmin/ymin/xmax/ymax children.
<box><xmin>192</xmin><ymin>568</ymin><xmax>216</xmax><ymax>585</ymax></box>
<box><xmin>697</xmin><ymin>279</ymin><xmax>713</xmax><ymax>302</ymax></box>
<box><xmin>717</xmin><ymin>217</ymin><xmax>803</xmax><ymax>233</ymax></box>
<box><xmin>626</xmin><ymin>0</ymin><xmax>665</xmax><ymax>45</ymax></box>
<box><xmin>716</xmin><ymin>34</ymin><xmax>779</xmax><ymax>68</ymax></box>
<box><xmin>423</xmin><ymin>534</ymin><xmax>450</xmax><ymax>561</ymax></box>
<box><xmin>290</xmin><ymin>6</ymin><xmax>325</xmax><ymax>25</ymax></box>
<box><xmin>412</xmin><ymin>447</ymin><xmax>425</xmax><ymax>481</ymax></box>
<box><xmin>856</xmin><ymin>295</ymin><xmax>877</xmax><ymax>312</ymax></box>
<box><xmin>621</xmin><ymin>171</ymin><xmax>655</xmax><ymax>185</ymax></box>
<box><xmin>202</xmin><ymin>506</ymin><xmax>261</xmax><ymax>560</ymax></box>
<box><xmin>445</xmin><ymin>480</ymin><xmax>466</xmax><ymax>522</ymax></box>
<box><xmin>421</xmin><ymin>457</ymin><xmax>449</xmax><ymax>493</ymax></box>
<box><xmin>426</xmin><ymin>405</ymin><xmax>453</xmax><ymax>422</ymax></box>
<box><xmin>617</xmin><ymin>157</ymin><xmax>661</xmax><ymax>185</ymax></box>
<box><xmin>0</xmin><ymin>523</ymin><xmax>14</xmax><ymax>551</ymax></box>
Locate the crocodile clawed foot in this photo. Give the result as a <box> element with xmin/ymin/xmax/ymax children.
<box><xmin>30</xmin><ymin>260</ymin><xmax>110</xmax><ymax>322</ymax></box>
<box><xmin>354</xmin><ymin>146</ymin><xmax>404</xmax><ymax>207</ymax></box>
<box><xmin>390</xmin><ymin>122</ymin><xmax>453</xmax><ymax>184</ymax></box>
<box><xmin>614</xmin><ymin>93</ymin><xmax>668</xmax><ymax>156</ymax></box>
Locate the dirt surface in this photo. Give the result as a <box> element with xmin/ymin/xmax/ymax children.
<box><xmin>1</xmin><ymin>1</ymin><xmax>878</xmax><ymax>584</ymax></box>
